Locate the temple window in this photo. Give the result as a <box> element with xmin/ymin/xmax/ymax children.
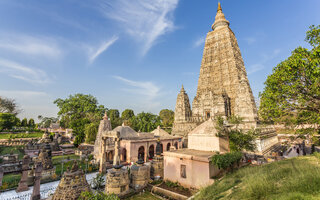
<box><xmin>180</xmin><ymin>165</ymin><xmax>186</xmax><ymax>178</ymax></box>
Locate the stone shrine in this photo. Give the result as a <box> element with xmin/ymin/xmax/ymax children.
<box><xmin>51</xmin><ymin>161</ymin><xmax>91</xmax><ymax>200</ymax></box>
<box><xmin>130</xmin><ymin>158</ymin><xmax>150</xmax><ymax>190</ymax></box>
<box><xmin>105</xmin><ymin>132</ymin><xmax>130</xmax><ymax>196</ymax></box>
<box><xmin>150</xmin><ymin>139</ymin><xmax>164</xmax><ymax>179</ymax></box>
<box><xmin>36</xmin><ymin>147</ymin><xmax>55</xmax><ymax>180</ymax></box>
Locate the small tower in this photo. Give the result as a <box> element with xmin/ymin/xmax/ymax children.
<box><xmin>94</xmin><ymin>111</ymin><xmax>112</xmax><ymax>163</ymax></box>
<box><xmin>172</xmin><ymin>85</ymin><xmax>197</xmax><ymax>139</ymax></box>
<box><xmin>130</xmin><ymin>157</ymin><xmax>150</xmax><ymax>190</ymax></box>
<box><xmin>173</xmin><ymin>85</ymin><xmax>192</xmax><ymax>122</ymax></box>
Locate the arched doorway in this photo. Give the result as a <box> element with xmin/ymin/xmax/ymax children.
<box><xmin>107</xmin><ymin>151</ymin><xmax>113</xmax><ymax>162</ymax></box>
<box><xmin>121</xmin><ymin>148</ymin><xmax>127</xmax><ymax>162</ymax></box>
<box><xmin>174</xmin><ymin>142</ymin><xmax>178</xmax><ymax>150</ymax></box>
<box><xmin>166</xmin><ymin>143</ymin><xmax>171</xmax><ymax>151</ymax></box>
<box><xmin>160</xmin><ymin>143</ymin><xmax>163</xmax><ymax>153</ymax></box>
<box><xmin>138</xmin><ymin>146</ymin><xmax>145</xmax><ymax>161</ymax></box>
<box><xmin>149</xmin><ymin>145</ymin><xmax>155</xmax><ymax>160</ymax></box>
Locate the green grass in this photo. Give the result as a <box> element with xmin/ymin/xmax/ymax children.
<box><xmin>195</xmin><ymin>154</ymin><xmax>320</xmax><ymax>200</ymax></box>
<box><xmin>1</xmin><ymin>173</ymin><xmax>21</xmax><ymax>190</ymax></box>
<box><xmin>128</xmin><ymin>192</ymin><xmax>161</xmax><ymax>200</ymax></box>
<box><xmin>0</xmin><ymin>132</ymin><xmax>43</xmax><ymax>139</ymax></box>
<box><xmin>0</xmin><ymin>146</ymin><xmax>25</xmax><ymax>159</ymax></box>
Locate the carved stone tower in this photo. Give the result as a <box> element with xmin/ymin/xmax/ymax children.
<box><xmin>172</xmin><ymin>85</ymin><xmax>197</xmax><ymax>137</ymax></box>
<box><xmin>173</xmin><ymin>3</ymin><xmax>258</xmax><ymax>137</ymax></box>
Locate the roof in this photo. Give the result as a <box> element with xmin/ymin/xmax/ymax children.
<box><xmin>163</xmin><ymin>149</ymin><xmax>216</xmax><ymax>162</ymax></box>
<box><xmin>151</xmin><ymin>126</ymin><xmax>171</xmax><ymax>137</ymax></box>
<box><xmin>188</xmin><ymin>119</ymin><xmax>218</xmax><ymax>136</ymax></box>
<box><xmin>112</xmin><ymin>125</ymin><xmax>139</xmax><ymax>139</ymax></box>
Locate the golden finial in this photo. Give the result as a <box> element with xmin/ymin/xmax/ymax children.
<box><xmin>217</xmin><ymin>2</ymin><xmax>222</xmax><ymax>12</ymax></box>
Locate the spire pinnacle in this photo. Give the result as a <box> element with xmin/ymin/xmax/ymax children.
<box><xmin>103</xmin><ymin>111</ymin><xmax>108</xmax><ymax>120</ymax></box>
<box><xmin>211</xmin><ymin>2</ymin><xmax>229</xmax><ymax>31</ymax></box>
<box><xmin>180</xmin><ymin>84</ymin><xmax>185</xmax><ymax>92</ymax></box>
<box><xmin>217</xmin><ymin>2</ymin><xmax>222</xmax><ymax>12</ymax></box>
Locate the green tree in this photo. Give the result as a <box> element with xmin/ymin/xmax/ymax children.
<box><xmin>79</xmin><ymin>191</ymin><xmax>119</xmax><ymax>200</ymax></box>
<box><xmin>159</xmin><ymin>109</ymin><xmax>174</xmax><ymax>133</ymax></box>
<box><xmin>132</xmin><ymin>112</ymin><xmax>161</xmax><ymax>132</ymax></box>
<box><xmin>28</xmin><ymin>118</ymin><xmax>35</xmax><ymax>128</ymax></box>
<box><xmin>259</xmin><ymin>25</ymin><xmax>320</xmax><ymax>130</ymax></box>
<box><xmin>54</xmin><ymin>94</ymin><xmax>106</xmax><ymax>146</ymax></box>
<box><xmin>21</xmin><ymin>118</ymin><xmax>28</xmax><ymax>127</ymax></box>
<box><xmin>121</xmin><ymin>109</ymin><xmax>135</xmax><ymax>120</ymax></box>
<box><xmin>38</xmin><ymin>117</ymin><xmax>58</xmax><ymax>128</ymax></box>
<box><xmin>216</xmin><ymin>116</ymin><xmax>257</xmax><ymax>152</ymax></box>
<box><xmin>84</xmin><ymin>122</ymin><xmax>99</xmax><ymax>144</ymax></box>
<box><xmin>0</xmin><ymin>113</ymin><xmax>19</xmax><ymax>131</ymax></box>
<box><xmin>107</xmin><ymin>109</ymin><xmax>122</xmax><ymax>128</ymax></box>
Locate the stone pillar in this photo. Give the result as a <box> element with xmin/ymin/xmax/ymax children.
<box><xmin>0</xmin><ymin>166</ymin><xmax>3</xmax><ymax>187</ymax></box>
<box><xmin>99</xmin><ymin>139</ymin><xmax>106</xmax><ymax>173</ymax></box>
<box><xmin>113</xmin><ymin>131</ymin><xmax>121</xmax><ymax>167</ymax></box>
<box><xmin>31</xmin><ymin>162</ymin><xmax>42</xmax><ymax>200</ymax></box>
<box><xmin>16</xmin><ymin>155</ymin><xmax>31</xmax><ymax>192</ymax></box>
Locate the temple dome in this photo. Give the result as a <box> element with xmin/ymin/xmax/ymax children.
<box><xmin>112</xmin><ymin>125</ymin><xmax>138</xmax><ymax>139</ymax></box>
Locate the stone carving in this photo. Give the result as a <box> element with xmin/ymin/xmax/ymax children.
<box><xmin>51</xmin><ymin>161</ymin><xmax>91</xmax><ymax>200</ymax></box>
<box><xmin>172</xmin><ymin>2</ymin><xmax>258</xmax><ymax>137</ymax></box>
<box><xmin>31</xmin><ymin>162</ymin><xmax>42</xmax><ymax>200</ymax></box>
<box><xmin>16</xmin><ymin>155</ymin><xmax>31</xmax><ymax>192</ymax></box>
<box><xmin>37</xmin><ymin>148</ymin><xmax>53</xmax><ymax>170</ymax></box>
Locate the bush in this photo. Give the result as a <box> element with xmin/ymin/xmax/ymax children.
<box><xmin>79</xmin><ymin>191</ymin><xmax>119</xmax><ymax>200</ymax></box>
<box><xmin>211</xmin><ymin>152</ymin><xmax>243</xmax><ymax>170</ymax></box>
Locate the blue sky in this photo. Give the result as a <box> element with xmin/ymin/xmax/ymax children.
<box><xmin>0</xmin><ymin>0</ymin><xmax>319</xmax><ymax>121</ymax></box>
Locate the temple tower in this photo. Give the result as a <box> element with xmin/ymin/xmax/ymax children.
<box><xmin>193</xmin><ymin>2</ymin><xmax>258</xmax><ymax>123</ymax></box>
<box><xmin>173</xmin><ymin>3</ymin><xmax>258</xmax><ymax>137</ymax></box>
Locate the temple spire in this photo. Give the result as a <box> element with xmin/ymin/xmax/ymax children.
<box><xmin>212</xmin><ymin>2</ymin><xmax>229</xmax><ymax>30</ymax></box>
<box><xmin>180</xmin><ymin>84</ymin><xmax>185</xmax><ymax>92</ymax></box>
<box><xmin>217</xmin><ymin>2</ymin><xmax>222</xmax><ymax>12</ymax></box>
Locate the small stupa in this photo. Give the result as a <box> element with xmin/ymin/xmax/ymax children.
<box><xmin>130</xmin><ymin>157</ymin><xmax>150</xmax><ymax>190</ymax></box>
<box><xmin>151</xmin><ymin>139</ymin><xmax>164</xmax><ymax>179</ymax></box>
<box><xmin>51</xmin><ymin>161</ymin><xmax>91</xmax><ymax>200</ymax></box>
<box><xmin>105</xmin><ymin>131</ymin><xmax>130</xmax><ymax>196</ymax></box>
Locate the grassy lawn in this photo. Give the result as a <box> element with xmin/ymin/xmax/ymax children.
<box><xmin>1</xmin><ymin>173</ymin><xmax>21</xmax><ymax>190</ymax></box>
<box><xmin>195</xmin><ymin>154</ymin><xmax>320</xmax><ymax>200</ymax></box>
<box><xmin>128</xmin><ymin>192</ymin><xmax>161</xmax><ymax>200</ymax></box>
<box><xmin>0</xmin><ymin>146</ymin><xmax>25</xmax><ymax>159</ymax></box>
<box><xmin>0</xmin><ymin>132</ymin><xmax>43</xmax><ymax>139</ymax></box>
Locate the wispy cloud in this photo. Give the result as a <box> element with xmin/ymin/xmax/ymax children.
<box><xmin>193</xmin><ymin>36</ymin><xmax>205</xmax><ymax>47</ymax></box>
<box><xmin>99</xmin><ymin>0</ymin><xmax>179</xmax><ymax>55</ymax></box>
<box><xmin>113</xmin><ymin>75</ymin><xmax>161</xmax><ymax>109</ymax></box>
<box><xmin>0</xmin><ymin>90</ymin><xmax>48</xmax><ymax>98</ymax></box>
<box><xmin>88</xmin><ymin>36</ymin><xmax>119</xmax><ymax>63</ymax></box>
<box><xmin>244</xmin><ymin>37</ymin><xmax>257</xmax><ymax>45</ymax></box>
<box><xmin>0</xmin><ymin>33</ymin><xmax>61</xmax><ymax>58</ymax></box>
<box><xmin>247</xmin><ymin>49</ymin><xmax>281</xmax><ymax>75</ymax></box>
<box><xmin>0</xmin><ymin>58</ymin><xmax>51</xmax><ymax>85</ymax></box>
